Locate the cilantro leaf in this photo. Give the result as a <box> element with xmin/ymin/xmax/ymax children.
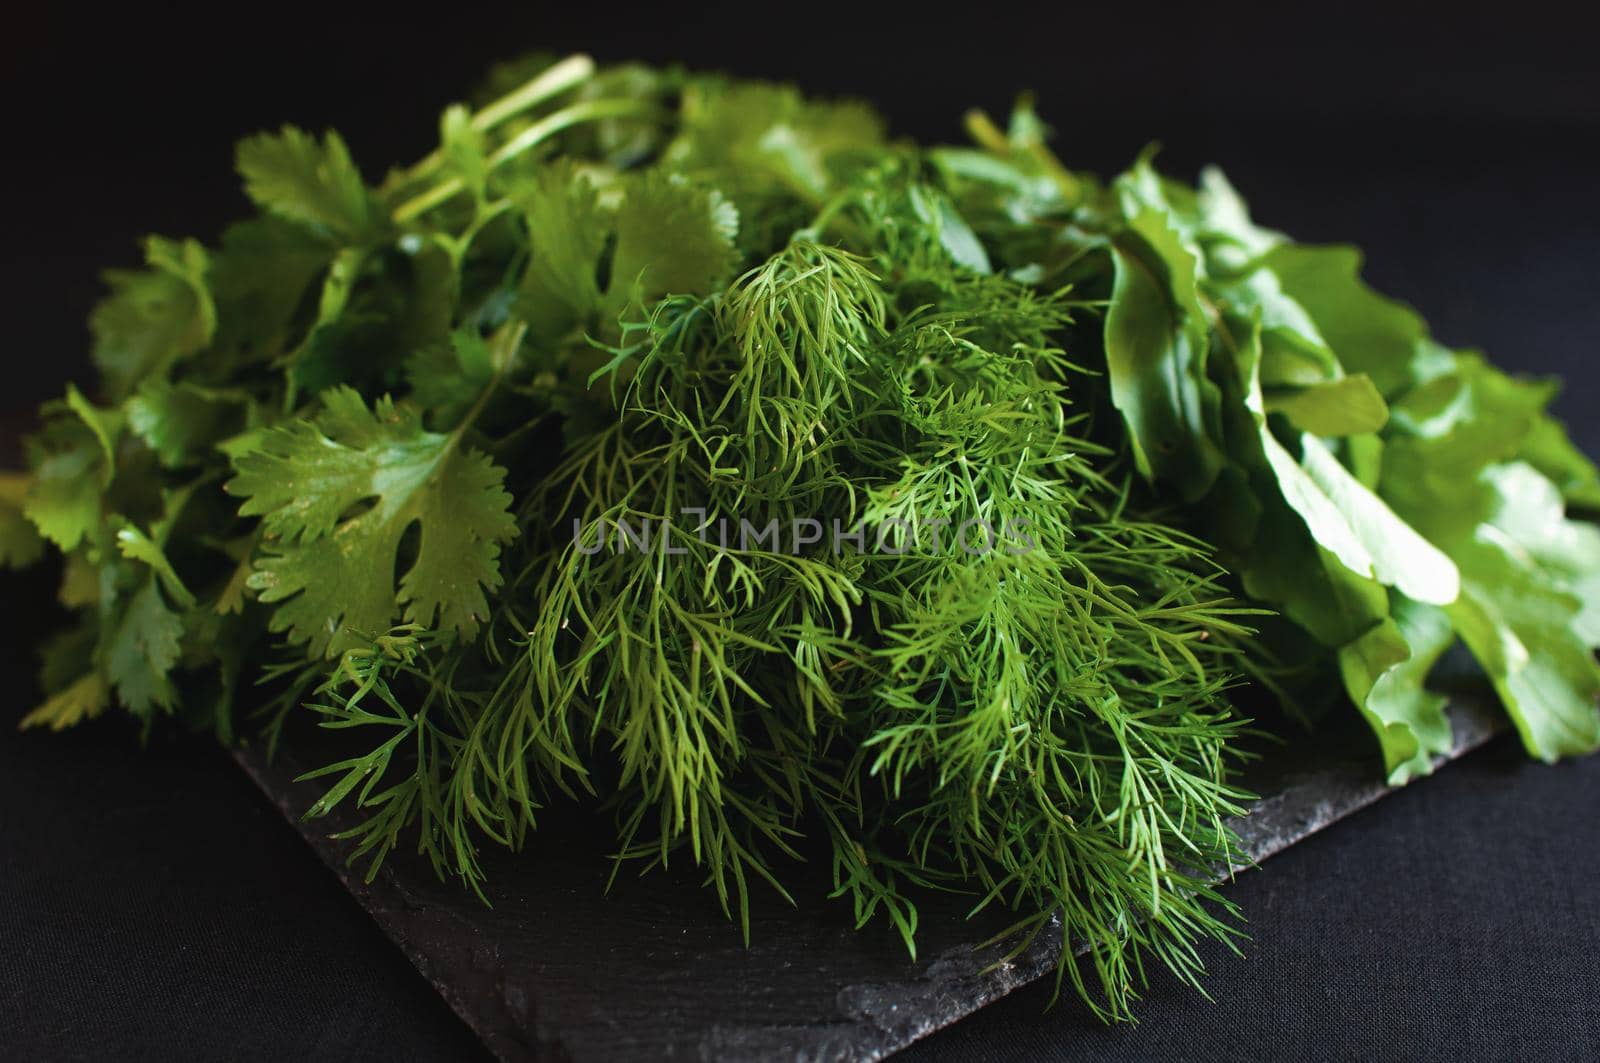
<box><xmin>515</xmin><ymin>165</ymin><xmax>739</xmax><ymax>343</ymax></box>
<box><xmin>126</xmin><ymin>380</ymin><xmax>247</xmax><ymax>467</ymax></box>
<box><xmin>515</xmin><ymin>163</ymin><xmax>608</xmax><ymax>339</ymax></box>
<box><xmin>667</xmin><ymin>81</ymin><xmax>884</xmax><ymax>205</ymax></box>
<box><xmin>0</xmin><ymin>473</ymin><xmax>45</xmax><ymax>568</ymax></box>
<box><xmin>603</xmin><ymin>172</ymin><xmax>739</xmax><ymax>324</ymax></box>
<box><xmin>236</xmin><ymin>126</ymin><xmax>384</xmax><ymax>244</ymax></box>
<box><xmin>22</xmin><ymin>388</ymin><xmax>122</xmax><ymax>551</ymax></box>
<box><xmin>408</xmin><ymin>325</ymin><xmax>524</xmax><ymax>428</ymax></box>
<box><xmin>208</xmin><ymin>217</ymin><xmax>333</xmax><ymax>365</ymax></box>
<box><xmin>227</xmin><ymin>386</ymin><xmax>517</xmax><ymax>655</ymax></box>
<box><xmin>90</xmin><ymin>236</ymin><xmax>214</xmax><ymax>400</ymax></box>
<box><xmin>19</xmin><ymin>673</ymin><xmax>110</xmax><ymax>732</ymax></box>
<box><xmin>116</xmin><ymin>520</ymin><xmax>197</xmax><ymax>611</ymax></box>
<box><xmin>102</xmin><ymin>575</ymin><xmax>186</xmax><ymax>715</ymax></box>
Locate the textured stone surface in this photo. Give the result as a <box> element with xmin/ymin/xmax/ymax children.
<box><xmin>234</xmin><ymin>690</ymin><xmax>1502</xmax><ymax>1062</ymax></box>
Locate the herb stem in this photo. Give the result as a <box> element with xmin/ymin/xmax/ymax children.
<box><xmin>393</xmin><ymin>98</ymin><xmax>667</xmax><ymax>224</ymax></box>
<box><xmin>403</xmin><ymin>54</ymin><xmax>596</xmax><ymax>186</ymax></box>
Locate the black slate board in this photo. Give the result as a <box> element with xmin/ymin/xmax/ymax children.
<box><xmin>232</xmin><ymin>691</ymin><xmax>1503</xmax><ymax>1061</ymax></box>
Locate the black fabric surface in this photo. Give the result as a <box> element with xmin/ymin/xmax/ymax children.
<box><xmin>0</xmin><ymin>716</ymin><xmax>490</xmax><ymax>1062</ymax></box>
<box><xmin>4</xmin><ymin>5</ymin><xmax>1598</xmax><ymax>1060</ymax></box>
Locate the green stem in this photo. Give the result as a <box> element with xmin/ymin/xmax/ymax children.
<box><xmin>472</xmin><ymin>54</ymin><xmax>596</xmax><ymax>134</ymax></box>
<box><xmin>393</xmin><ymin>98</ymin><xmax>666</xmax><ymax>224</ymax></box>
<box><xmin>450</xmin><ymin>320</ymin><xmax>529</xmax><ymax>448</ymax></box>
<box><xmin>405</xmin><ymin>54</ymin><xmax>596</xmax><ymax>185</ymax></box>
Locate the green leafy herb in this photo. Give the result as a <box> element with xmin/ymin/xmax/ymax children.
<box><xmin>10</xmin><ymin>52</ymin><xmax>1598</xmax><ymax>1022</ymax></box>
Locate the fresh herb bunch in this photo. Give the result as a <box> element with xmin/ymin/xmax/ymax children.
<box><xmin>6</xmin><ymin>53</ymin><xmax>1598</xmax><ymax>1018</ymax></box>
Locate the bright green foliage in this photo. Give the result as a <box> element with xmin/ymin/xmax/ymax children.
<box><xmin>236</xmin><ymin>126</ymin><xmax>385</xmax><ymax>244</ymax></box>
<box><xmin>0</xmin><ymin>473</ymin><xmax>45</xmax><ymax>568</ymax></box>
<box><xmin>228</xmin><ymin>386</ymin><xmax>517</xmax><ymax>655</ymax></box>
<box><xmin>90</xmin><ymin>237</ymin><xmax>215</xmax><ymax>400</ymax></box>
<box><xmin>1066</xmin><ymin>160</ymin><xmax>1600</xmax><ymax>781</ymax></box>
<box><xmin>1104</xmin><ymin>199</ymin><xmax>1225</xmax><ymax>497</ymax></box>
<box><xmin>10</xmin><ymin>53</ymin><xmax>1599</xmax><ymax>1022</ymax></box>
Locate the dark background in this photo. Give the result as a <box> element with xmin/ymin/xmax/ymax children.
<box><xmin>3</xmin><ymin>3</ymin><xmax>1598</xmax><ymax>1059</ymax></box>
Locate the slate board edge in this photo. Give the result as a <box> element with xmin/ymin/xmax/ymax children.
<box><xmin>232</xmin><ymin>697</ymin><xmax>1504</xmax><ymax>1062</ymax></box>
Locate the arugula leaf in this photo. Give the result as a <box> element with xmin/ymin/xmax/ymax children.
<box><xmin>1479</xmin><ymin>462</ymin><xmax>1600</xmax><ymax>640</ymax></box>
<box><xmin>1261</xmin><ymin>244</ymin><xmax>1444</xmax><ymax>398</ymax></box>
<box><xmin>1230</xmin><ymin>313</ymin><xmax>1458</xmax><ymax>607</ymax></box>
<box><xmin>1104</xmin><ymin>208</ymin><xmax>1225</xmax><ymax>497</ymax></box>
<box><xmin>1237</xmin><ymin>496</ymin><xmax>1389</xmax><ymax>649</ymax></box>
<box><xmin>1294</xmin><ymin>434</ymin><xmax>1459</xmax><ymax>606</ymax></box>
<box><xmin>1337</xmin><ymin>595</ymin><xmax>1456</xmax><ymax>783</ymax></box>
<box><xmin>1190</xmin><ymin>166</ymin><xmax>1283</xmax><ymax>260</ymax></box>
<box><xmin>1265</xmin><ymin>373</ymin><xmax>1388</xmax><ymax>437</ymax></box>
<box><xmin>1447</xmin><ymin>514</ymin><xmax>1600</xmax><ymax>761</ymax></box>
<box><xmin>1384</xmin><ymin>361</ymin><xmax>1600</xmax><ymax>760</ymax></box>
<box><xmin>1212</xmin><ymin>312</ymin><xmax>1459</xmax><ymax>770</ymax></box>
<box><xmin>227</xmin><ymin>386</ymin><xmax>517</xmax><ymax>655</ymax></box>
<box><xmin>1520</xmin><ymin>414</ymin><xmax>1600</xmax><ymax>509</ymax></box>
<box><xmin>1218</xmin><ymin>285</ymin><xmax>1333</xmax><ymax>391</ymax></box>
<box><xmin>1392</xmin><ymin>357</ymin><xmax>1600</xmax><ymax>510</ymax></box>
<box><xmin>1449</xmin><ymin>462</ymin><xmax>1600</xmax><ymax>759</ymax></box>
